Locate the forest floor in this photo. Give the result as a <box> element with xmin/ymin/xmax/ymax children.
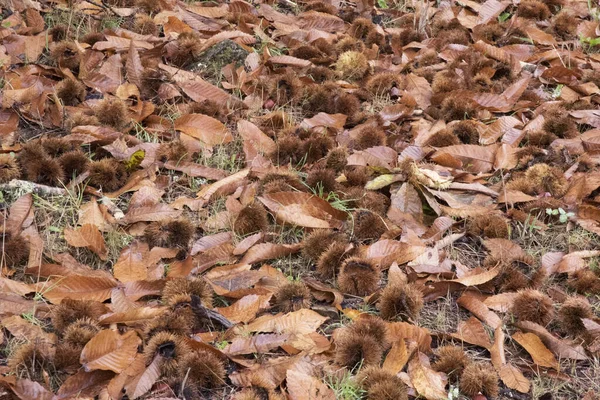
<box><xmin>2</xmin><ymin>0</ymin><xmax>600</xmax><ymax>399</ymax></box>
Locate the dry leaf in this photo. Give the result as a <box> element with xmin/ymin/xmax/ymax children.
<box><xmin>63</xmin><ymin>224</ymin><xmax>108</xmax><ymax>260</ymax></box>
<box><xmin>80</xmin><ymin>330</ymin><xmax>140</xmax><ymax>373</ymax></box>
<box><xmin>408</xmin><ymin>352</ymin><xmax>448</xmax><ymax>400</ymax></box>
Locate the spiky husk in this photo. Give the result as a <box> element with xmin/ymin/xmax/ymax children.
<box><xmin>334</xmin><ymin>329</ymin><xmax>384</xmax><ymax>369</ymax></box>
<box><xmin>306</xmin><ymin>168</ymin><xmax>337</xmax><ymax>193</ymax></box>
<box><xmin>22</xmin><ymin>157</ymin><xmax>65</xmax><ymax>186</ymax></box>
<box><xmin>59</xmin><ymin>150</ymin><xmax>89</xmax><ymax>178</ymax></box>
<box><xmin>459</xmin><ymin>362</ymin><xmax>499</xmax><ymax>398</ymax></box>
<box><xmin>338</xmin><ymin>257</ymin><xmax>380</xmax><ymax>296</ymax></box>
<box><xmin>63</xmin><ymin>317</ymin><xmax>101</xmax><ymax>346</ymax></box>
<box><xmin>512</xmin><ymin>289</ymin><xmax>554</xmax><ymax>326</ymax></box>
<box><xmin>144</xmin><ymin>331</ymin><xmax>191</xmax><ymax>376</ymax></box>
<box><xmin>87</xmin><ymin>159</ymin><xmax>127</xmax><ymax>191</ymax></box>
<box><xmin>233</xmin><ymin>203</ymin><xmax>269</xmax><ymax>236</ymax></box>
<box><xmin>55</xmin><ymin>78</ymin><xmax>86</xmax><ymax>106</ymax></box>
<box><xmin>0</xmin><ymin>154</ymin><xmax>20</xmax><ymax>183</ymax></box>
<box><xmin>335</xmin><ymin>51</ymin><xmax>369</xmax><ymax>81</ymax></box>
<box><xmin>316</xmin><ymin>241</ymin><xmax>350</xmax><ymax>279</ymax></box>
<box><xmin>568</xmin><ymin>270</ymin><xmax>600</xmax><ymax>295</ymax></box>
<box><xmin>302</xmin><ymin>230</ymin><xmax>345</xmax><ymax>262</ymax></box>
<box><xmin>433</xmin><ymin>345</ymin><xmax>470</xmax><ymax>379</ymax></box>
<box><xmin>1</xmin><ymin>235</ymin><xmax>30</xmax><ymax>266</ymax></box>
<box><xmin>51</xmin><ymin>299</ymin><xmax>107</xmax><ymax>332</ymax></box>
<box><xmin>557</xmin><ymin>297</ymin><xmax>593</xmax><ymax>338</ymax></box>
<box><xmin>50</xmin><ymin>41</ymin><xmax>81</xmax><ymax>70</ymax></box>
<box><xmin>274</xmin><ymin>281</ymin><xmax>312</xmax><ymax>312</ymax></box>
<box><xmin>162</xmin><ymin>277</ymin><xmax>213</xmax><ymax>307</ymax></box>
<box><xmin>378</xmin><ymin>283</ymin><xmax>424</xmax><ymax>322</ymax></box>
<box><xmin>144</xmin><ymin>219</ymin><xmax>195</xmax><ymax>250</ymax></box>
<box><xmin>8</xmin><ymin>342</ymin><xmax>54</xmax><ymax>379</ymax></box>
<box><xmin>466</xmin><ymin>214</ymin><xmax>509</xmax><ymax>239</ymax></box>
<box><xmin>352</xmin><ymin>210</ymin><xmax>387</xmax><ymax>242</ymax></box>
<box><xmin>353</xmin><ymin>126</ymin><xmax>386</xmax><ymax>150</ymax></box>
<box><xmin>177</xmin><ymin>350</ymin><xmax>226</xmax><ymax>388</ymax></box>
<box><xmin>94</xmin><ymin>97</ymin><xmax>130</xmax><ymax>130</ymax></box>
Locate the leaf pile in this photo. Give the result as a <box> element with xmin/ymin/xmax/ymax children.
<box><xmin>2</xmin><ymin>0</ymin><xmax>600</xmax><ymax>399</ymax></box>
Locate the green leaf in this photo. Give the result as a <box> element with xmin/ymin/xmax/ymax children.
<box><xmin>498</xmin><ymin>12</ymin><xmax>511</xmax><ymax>22</ymax></box>
<box><xmin>377</xmin><ymin>0</ymin><xmax>389</xmax><ymax>8</ymax></box>
<box><xmin>126</xmin><ymin>149</ymin><xmax>145</xmax><ymax>172</ymax></box>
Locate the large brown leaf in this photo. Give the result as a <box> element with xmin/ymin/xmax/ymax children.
<box><xmin>239</xmin><ymin>242</ymin><xmax>302</xmax><ymax>264</ymax></box>
<box><xmin>431</xmin><ymin>144</ymin><xmax>497</xmax><ymax>173</ymax></box>
<box><xmin>245</xmin><ymin>309</ymin><xmax>328</xmax><ymax>335</ymax></box>
<box><xmin>516</xmin><ymin>321</ymin><xmax>587</xmax><ymax>360</ymax></box>
<box><xmin>408</xmin><ymin>352</ymin><xmax>448</xmax><ymax>400</ymax></box>
<box><xmin>80</xmin><ymin>330</ymin><xmax>140</xmax><ymax>373</ymax></box>
<box><xmin>113</xmin><ymin>242</ymin><xmax>150</xmax><ymax>282</ymax></box>
<box><xmin>513</xmin><ymin>331</ymin><xmax>559</xmax><ymax>369</ymax></box>
<box><xmin>216</xmin><ymin>294</ymin><xmax>272</xmax><ymax>323</ymax></box>
<box><xmin>286</xmin><ymin>369</ymin><xmax>336</xmax><ymax>400</ymax></box>
<box><xmin>259</xmin><ymin>192</ymin><xmax>348</xmax><ymax>229</ymax></box>
<box><xmin>44</xmin><ymin>275</ymin><xmax>118</xmax><ymax>304</ymax></box>
<box><xmin>175</xmin><ymin>114</ymin><xmax>233</xmax><ymax>147</ymax></box>
<box><xmin>55</xmin><ymin>370</ymin><xmax>115</xmax><ymax>399</ymax></box>
<box><xmin>64</xmin><ymin>224</ymin><xmax>108</xmax><ymax>260</ymax></box>
<box><xmin>121</xmin><ymin>204</ymin><xmax>182</xmax><ymax>224</ymax></box>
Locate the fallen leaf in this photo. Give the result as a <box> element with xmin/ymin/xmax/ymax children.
<box><xmin>63</xmin><ymin>224</ymin><xmax>108</xmax><ymax>260</ymax></box>
<box><xmin>80</xmin><ymin>330</ymin><xmax>140</xmax><ymax>373</ymax></box>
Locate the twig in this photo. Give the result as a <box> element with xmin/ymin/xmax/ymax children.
<box><xmin>0</xmin><ymin>180</ymin><xmax>67</xmax><ymax>196</ymax></box>
<box><xmin>99</xmin><ymin>197</ymin><xmax>125</xmax><ymax>220</ymax></box>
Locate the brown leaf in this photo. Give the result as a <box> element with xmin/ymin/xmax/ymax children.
<box><xmin>405</xmin><ymin>73</ymin><xmax>432</xmax><ymax>109</ymax></box>
<box><xmin>237</xmin><ymin>120</ymin><xmax>277</xmax><ymax>163</ymax></box>
<box><xmin>99</xmin><ymin>306</ymin><xmax>167</xmax><ymax>326</ymax></box>
<box><xmin>499</xmin><ymin>364</ymin><xmax>531</xmax><ymax>394</ymax></box>
<box><xmin>245</xmin><ymin>309</ymin><xmax>328</xmax><ymax>335</ymax></box>
<box><xmin>174</xmin><ymin>114</ymin><xmax>233</xmax><ymax>147</ymax></box>
<box><xmin>386</xmin><ymin>322</ymin><xmax>432</xmax><ymax>353</ymax></box>
<box><xmin>44</xmin><ymin>275</ymin><xmax>118</xmax><ymax>304</ymax></box>
<box><xmin>303</xmin><ymin>278</ymin><xmax>344</xmax><ymax>307</ymax></box>
<box><xmin>11</xmin><ymin>379</ymin><xmax>53</xmax><ymax>400</ymax></box>
<box><xmin>197</xmin><ymin>168</ymin><xmax>250</xmax><ymax>201</ymax></box>
<box><xmin>513</xmin><ymin>331</ymin><xmax>559</xmax><ymax>369</ymax></box>
<box><xmin>163</xmin><ymin>161</ymin><xmax>228</xmax><ymax>180</ymax></box>
<box><xmin>408</xmin><ymin>351</ymin><xmax>448</xmax><ymax>400</ymax></box>
<box><xmin>126</xmin><ymin>40</ymin><xmax>143</xmax><ymax>89</ymax></box>
<box><xmin>63</xmin><ymin>224</ymin><xmax>108</xmax><ymax>260</ymax></box>
<box><xmin>2</xmin><ymin>315</ymin><xmax>55</xmax><ymax>344</ymax></box>
<box><xmin>431</xmin><ymin>144</ymin><xmax>497</xmax><ymax>173</ymax></box>
<box><xmin>286</xmin><ymin>369</ymin><xmax>336</xmax><ymax>400</ymax></box>
<box><xmin>516</xmin><ymin>321</ymin><xmax>587</xmax><ymax>360</ymax></box>
<box><xmin>450</xmin><ymin>317</ymin><xmax>493</xmax><ymax>349</ymax></box>
<box><xmin>259</xmin><ymin>192</ymin><xmax>348</xmax><ymax>229</ymax></box>
<box><xmin>457</xmin><ymin>294</ymin><xmax>502</xmax><ymax>328</ymax></box>
<box><xmin>80</xmin><ymin>330</ymin><xmax>140</xmax><ymax>373</ymax></box>
<box><xmin>113</xmin><ymin>242</ymin><xmax>150</xmax><ymax>282</ymax></box>
<box><xmin>216</xmin><ymin>294</ymin><xmax>272</xmax><ymax>323</ymax></box>
<box><xmin>239</xmin><ymin>242</ymin><xmax>302</xmax><ymax>264</ymax></box>
<box><xmin>483</xmin><ymin>292</ymin><xmax>517</xmax><ymax>312</ymax></box>
<box><xmin>6</xmin><ymin>194</ymin><xmax>32</xmax><ymax>236</ymax></box>
<box><xmin>268</xmin><ymin>55</ymin><xmax>312</xmax><ymax>68</ymax></box>
<box><xmin>125</xmin><ymin>354</ymin><xmax>161</xmax><ymax>399</ymax></box>
<box><xmin>55</xmin><ymin>370</ymin><xmax>114</xmax><ymax>399</ymax></box>
<box><xmin>78</xmin><ymin>201</ymin><xmax>110</xmax><ymax>231</ymax></box>
<box><xmin>225</xmin><ymin>333</ymin><xmax>290</xmax><ymax>356</ymax></box>
<box><xmin>300</xmin><ymin>113</ymin><xmax>347</xmax><ymax>132</ymax></box>
<box><xmin>121</xmin><ymin>204</ymin><xmax>182</xmax><ymax>224</ymax></box>
<box><xmin>383</xmin><ymin>339</ymin><xmax>413</xmax><ymax>374</ymax></box>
